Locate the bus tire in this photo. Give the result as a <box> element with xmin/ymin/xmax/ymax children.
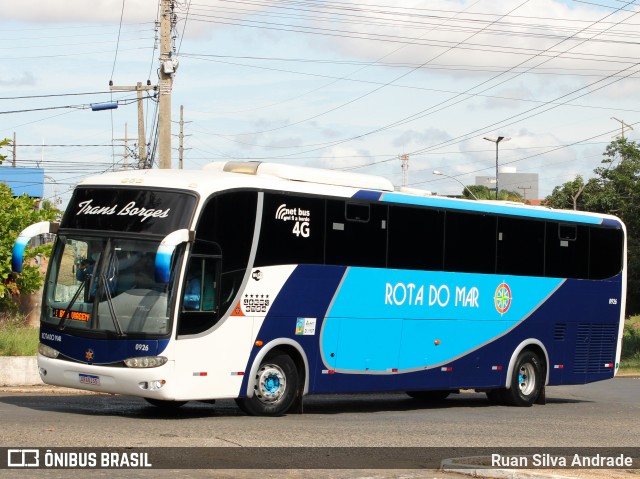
<box><xmin>504</xmin><ymin>350</ymin><xmax>544</xmax><ymax>407</ymax></box>
<box><xmin>236</xmin><ymin>352</ymin><xmax>299</xmax><ymax>416</ymax></box>
<box><xmin>144</xmin><ymin>398</ymin><xmax>187</xmax><ymax>409</ymax></box>
<box><xmin>406</xmin><ymin>390</ymin><xmax>450</xmax><ymax>401</ymax></box>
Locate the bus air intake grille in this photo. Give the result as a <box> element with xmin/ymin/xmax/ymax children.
<box><xmin>573</xmin><ymin>323</ymin><xmax>618</xmax><ymax>373</ymax></box>
<box><xmin>553</xmin><ymin>323</ymin><xmax>567</xmax><ymax>341</ymax></box>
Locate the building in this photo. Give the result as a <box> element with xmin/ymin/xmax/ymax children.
<box><xmin>475</xmin><ymin>167</ymin><xmax>539</xmax><ymax>201</ymax></box>
<box><xmin>0</xmin><ymin>167</ymin><xmax>44</xmax><ymax>197</ymax></box>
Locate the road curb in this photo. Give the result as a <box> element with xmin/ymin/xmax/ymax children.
<box><xmin>0</xmin><ymin>356</ymin><xmax>42</xmax><ymax>386</ymax></box>
<box><xmin>441</xmin><ymin>457</ymin><xmax>585</xmax><ymax>479</ymax></box>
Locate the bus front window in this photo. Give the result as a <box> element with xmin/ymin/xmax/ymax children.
<box><xmin>44</xmin><ymin>236</ymin><xmax>177</xmax><ymax>338</ymax></box>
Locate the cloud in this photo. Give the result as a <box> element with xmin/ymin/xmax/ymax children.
<box><xmin>5</xmin><ymin>0</ymin><xmax>153</xmax><ymax>23</ymax></box>
<box><xmin>316</xmin><ymin>146</ymin><xmax>374</xmax><ymax>170</ymax></box>
<box><xmin>0</xmin><ymin>71</ymin><xmax>37</xmax><ymax>87</ymax></box>
<box><xmin>307</xmin><ymin>0</ymin><xmax>638</xmax><ymax>102</ymax></box>
<box><xmin>393</xmin><ymin>127</ymin><xmax>451</xmax><ymax>147</ymax></box>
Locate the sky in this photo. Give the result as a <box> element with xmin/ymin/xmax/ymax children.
<box><xmin>2</xmin><ymin>0</ymin><xmax>639</xmax><ymax>207</ymax></box>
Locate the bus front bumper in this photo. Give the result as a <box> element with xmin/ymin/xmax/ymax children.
<box><xmin>37</xmin><ymin>354</ymin><xmax>179</xmax><ymax>400</ymax></box>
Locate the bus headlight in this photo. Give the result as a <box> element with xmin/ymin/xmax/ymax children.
<box><xmin>39</xmin><ymin>343</ymin><xmax>60</xmax><ymax>359</ymax></box>
<box><xmin>124</xmin><ymin>356</ymin><xmax>168</xmax><ymax>368</ymax></box>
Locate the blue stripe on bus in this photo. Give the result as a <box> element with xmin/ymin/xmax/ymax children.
<box><xmin>602</xmin><ymin>217</ymin><xmax>623</xmax><ymax>227</ymax></box>
<box><xmin>321</xmin><ymin>268</ymin><xmax>563</xmax><ymax>372</ymax></box>
<box><xmin>377</xmin><ymin>192</ymin><xmax>604</xmax><ymax>225</ymax></box>
<box><xmin>351</xmin><ymin>190</ymin><xmax>383</xmax><ymax>201</ymax></box>
<box><xmin>243</xmin><ymin>265</ymin><xmax>621</xmax><ymax>395</ymax></box>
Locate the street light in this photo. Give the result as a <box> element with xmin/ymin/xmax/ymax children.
<box><xmin>433</xmin><ymin>170</ymin><xmax>479</xmax><ymax>200</ymax></box>
<box><xmin>483</xmin><ymin>136</ymin><xmax>510</xmax><ymax>200</ymax></box>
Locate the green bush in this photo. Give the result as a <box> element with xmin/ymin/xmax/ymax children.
<box><xmin>622</xmin><ymin>323</ymin><xmax>640</xmax><ymax>359</ymax></box>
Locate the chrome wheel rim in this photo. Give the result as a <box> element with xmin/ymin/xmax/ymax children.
<box><xmin>255</xmin><ymin>364</ymin><xmax>286</xmax><ymax>404</ymax></box>
<box><xmin>518</xmin><ymin>362</ymin><xmax>536</xmax><ymax>396</ymax></box>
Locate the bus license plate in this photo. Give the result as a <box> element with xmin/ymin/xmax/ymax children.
<box><xmin>79</xmin><ymin>374</ymin><xmax>100</xmax><ymax>386</ymax></box>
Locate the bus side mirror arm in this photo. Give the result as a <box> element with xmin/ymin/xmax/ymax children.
<box><xmin>155</xmin><ymin>229</ymin><xmax>195</xmax><ymax>283</ymax></box>
<box><xmin>12</xmin><ymin>221</ymin><xmax>59</xmax><ymax>273</ymax></box>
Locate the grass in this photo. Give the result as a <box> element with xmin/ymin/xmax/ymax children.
<box><xmin>0</xmin><ymin>314</ymin><xmax>39</xmax><ymax>356</ymax></box>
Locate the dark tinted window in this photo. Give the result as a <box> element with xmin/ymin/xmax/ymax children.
<box><xmin>196</xmin><ymin>191</ymin><xmax>257</xmax><ymax>317</ymax></box>
<box><xmin>444</xmin><ymin>212</ymin><xmax>496</xmax><ymax>274</ymax></box>
<box><xmin>196</xmin><ymin>191</ymin><xmax>257</xmax><ymax>274</ymax></box>
<box><xmin>589</xmin><ymin>227</ymin><xmax>624</xmax><ymax>279</ymax></box>
<box><xmin>545</xmin><ymin>222</ymin><xmax>588</xmax><ymax>279</ymax></box>
<box><xmin>346</xmin><ymin>203</ymin><xmax>370</xmax><ymax>222</ymax></box>
<box><xmin>62</xmin><ymin>187</ymin><xmax>197</xmax><ymax>234</ymax></box>
<box><xmin>326</xmin><ymin>200</ymin><xmax>388</xmax><ymax>267</ymax></box>
<box><xmin>178</xmin><ymin>251</ymin><xmax>220</xmax><ymax>336</ymax></box>
<box><xmin>497</xmin><ymin>217</ymin><xmax>545</xmax><ymax>276</ymax></box>
<box><xmin>388</xmin><ymin>206</ymin><xmax>444</xmax><ymax>271</ymax></box>
<box><xmin>255</xmin><ymin>193</ymin><xmax>325</xmax><ymax>266</ymax></box>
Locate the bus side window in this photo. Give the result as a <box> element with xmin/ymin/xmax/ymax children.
<box><xmin>183</xmin><ymin>257</ymin><xmax>217</xmax><ymax>312</ymax></box>
<box><xmin>178</xmin><ymin>255</ymin><xmax>220</xmax><ymax>336</ymax></box>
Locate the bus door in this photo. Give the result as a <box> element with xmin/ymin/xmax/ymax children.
<box><xmin>178</xmin><ymin>242</ymin><xmax>221</xmax><ymax>336</ymax></box>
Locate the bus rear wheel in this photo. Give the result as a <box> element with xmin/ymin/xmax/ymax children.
<box><xmin>504</xmin><ymin>350</ymin><xmax>544</xmax><ymax>407</ymax></box>
<box><xmin>235</xmin><ymin>353</ymin><xmax>299</xmax><ymax>416</ymax></box>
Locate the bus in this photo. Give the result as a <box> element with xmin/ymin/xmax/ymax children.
<box><xmin>12</xmin><ymin>161</ymin><xmax>626</xmax><ymax>416</ymax></box>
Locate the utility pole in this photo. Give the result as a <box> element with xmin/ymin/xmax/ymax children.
<box><xmin>109</xmin><ymin>82</ymin><xmax>155</xmax><ymax>169</ymax></box>
<box><xmin>12</xmin><ymin>132</ymin><xmax>16</xmax><ymax>167</ymax></box>
<box><xmin>611</xmin><ymin>117</ymin><xmax>634</xmax><ymax>140</ymax></box>
<box><xmin>113</xmin><ymin>123</ymin><xmax>131</xmax><ymax>170</ymax></box>
<box><xmin>173</xmin><ymin>105</ymin><xmax>191</xmax><ymax>170</ymax></box>
<box><xmin>179</xmin><ymin>105</ymin><xmax>184</xmax><ymax>169</ymax></box>
<box><xmin>517</xmin><ymin>185</ymin><xmax>532</xmax><ymax>201</ymax></box>
<box><xmin>400</xmin><ymin>153</ymin><xmax>409</xmax><ymax>187</ymax></box>
<box><xmin>135</xmin><ymin>82</ymin><xmax>147</xmax><ymax>168</ymax></box>
<box><xmin>158</xmin><ymin>0</ymin><xmax>178</xmax><ymax>169</ymax></box>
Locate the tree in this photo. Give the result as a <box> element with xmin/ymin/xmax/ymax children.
<box><xmin>0</xmin><ymin>182</ymin><xmax>60</xmax><ymax>315</ymax></box>
<box><xmin>545</xmin><ymin>138</ymin><xmax>640</xmax><ymax>314</ymax></box>
<box><xmin>462</xmin><ymin>185</ymin><xmax>524</xmax><ymax>202</ymax></box>
<box><xmin>0</xmin><ymin>138</ymin><xmax>9</xmax><ymax>165</ymax></box>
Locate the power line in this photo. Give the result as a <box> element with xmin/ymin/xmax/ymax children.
<box><xmin>0</xmin><ymin>91</ymin><xmax>118</xmax><ymax>100</ymax></box>
<box><xmin>110</xmin><ymin>0</ymin><xmax>127</xmax><ymax>82</ymax></box>
<box><xmin>0</xmin><ymin>96</ymin><xmax>141</xmax><ymax>115</ymax></box>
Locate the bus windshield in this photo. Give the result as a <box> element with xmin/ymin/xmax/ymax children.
<box><xmin>43</xmin><ymin>235</ymin><xmax>178</xmax><ymax>338</ymax></box>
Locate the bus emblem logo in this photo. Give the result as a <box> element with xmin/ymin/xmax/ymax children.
<box><xmin>494</xmin><ymin>283</ymin><xmax>512</xmax><ymax>314</ymax></box>
<box><xmin>85</xmin><ymin>349</ymin><xmax>95</xmax><ymax>362</ymax></box>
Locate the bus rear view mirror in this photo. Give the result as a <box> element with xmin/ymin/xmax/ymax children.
<box><xmin>155</xmin><ymin>229</ymin><xmax>195</xmax><ymax>283</ymax></box>
<box><xmin>12</xmin><ymin>221</ymin><xmax>59</xmax><ymax>273</ymax></box>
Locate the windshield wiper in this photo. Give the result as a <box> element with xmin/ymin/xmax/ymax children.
<box><xmin>100</xmin><ymin>273</ymin><xmax>125</xmax><ymax>337</ymax></box>
<box><xmin>57</xmin><ymin>281</ymin><xmax>86</xmax><ymax>331</ymax></box>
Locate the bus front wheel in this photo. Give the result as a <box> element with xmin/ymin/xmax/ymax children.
<box><xmin>504</xmin><ymin>350</ymin><xmax>544</xmax><ymax>407</ymax></box>
<box><xmin>235</xmin><ymin>352</ymin><xmax>299</xmax><ymax>416</ymax></box>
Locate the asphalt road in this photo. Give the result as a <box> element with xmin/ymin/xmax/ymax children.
<box><xmin>0</xmin><ymin>378</ymin><xmax>638</xmax><ymax>478</ymax></box>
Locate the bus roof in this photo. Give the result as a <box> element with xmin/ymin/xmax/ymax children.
<box><xmin>77</xmin><ymin>161</ymin><xmax>623</xmax><ymax>228</ymax></box>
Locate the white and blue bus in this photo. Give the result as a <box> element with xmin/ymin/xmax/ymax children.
<box><xmin>13</xmin><ymin>161</ymin><xmax>626</xmax><ymax>415</ymax></box>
